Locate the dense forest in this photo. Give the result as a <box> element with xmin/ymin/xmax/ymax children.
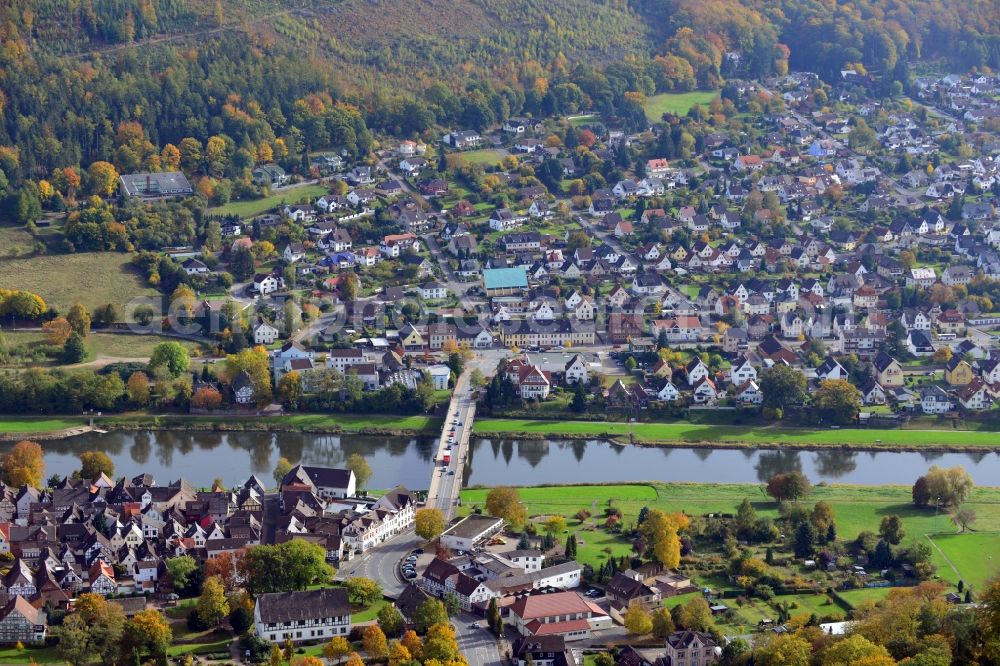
<box><xmin>0</xmin><ymin>0</ymin><xmax>996</xmax><ymax>221</ymax></box>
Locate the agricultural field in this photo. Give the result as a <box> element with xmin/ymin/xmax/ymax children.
<box><xmin>0</xmin><ymin>252</ymin><xmax>157</xmax><ymax>313</ymax></box>
<box><xmin>643</xmin><ymin>91</ymin><xmax>720</xmax><ymax>122</ymax></box>
<box><xmin>208</xmin><ymin>183</ymin><xmax>329</xmax><ymax>218</ymax></box>
<box><xmin>472</xmin><ymin>418</ymin><xmax>1000</xmax><ymax>449</ymax></box>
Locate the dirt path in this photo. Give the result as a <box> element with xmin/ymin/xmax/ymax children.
<box><xmin>67</xmin><ymin>354</ymin><xmax>150</xmax><ymax>370</ymax></box>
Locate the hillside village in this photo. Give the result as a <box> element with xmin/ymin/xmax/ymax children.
<box><xmin>70</xmin><ymin>70</ymin><xmax>1000</xmax><ymax>425</ymax></box>
<box><xmin>4</xmin><ymin>45</ymin><xmax>1000</xmax><ymax>666</ymax></box>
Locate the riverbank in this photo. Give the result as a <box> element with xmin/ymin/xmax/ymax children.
<box><xmin>0</xmin><ymin>413</ymin><xmax>443</xmax><ymax>440</ymax></box>
<box><xmin>472</xmin><ymin>418</ymin><xmax>1000</xmax><ymax>452</ymax></box>
<box><xmin>6</xmin><ymin>412</ymin><xmax>1000</xmax><ymax>453</ymax></box>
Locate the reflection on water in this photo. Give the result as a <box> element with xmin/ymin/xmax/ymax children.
<box><xmin>465</xmin><ymin>439</ymin><xmax>1000</xmax><ymax>487</ymax></box>
<box><xmin>4</xmin><ymin>431</ymin><xmax>999</xmax><ymax>489</ymax></box>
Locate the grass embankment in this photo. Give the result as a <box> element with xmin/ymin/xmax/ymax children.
<box><xmin>459</xmin><ymin>482</ymin><xmax>1000</xmax><ymax>587</ymax></box>
<box><xmin>208</xmin><ymin>183</ymin><xmax>329</xmax><ymax>218</ymax></box>
<box><xmin>643</xmin><ymin>90</ymin><xmax>720</xmax><ymax>122</ymax></box>
<box><xmin>0</xmin><ymin>252</ymin><xmax>157</xmax><ymax>312</ymax></box>
<box><xmin>0</xmin><ymin>413</ymin><xmax>443</xmax><ymax>438</ymax></box>
<box><xmin>472</xmin><ymin>418</ymin><xmax>1000</xmax><ymax>450</ymax></box>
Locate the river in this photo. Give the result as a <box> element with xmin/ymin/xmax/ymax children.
<box><xmin>7</xmin><ymin>431</ymin><xmax>1000</xmax><ymax>489</ymax></box>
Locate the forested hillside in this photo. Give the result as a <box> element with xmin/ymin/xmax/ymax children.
<box><xmin>0</xmin><ymin>0</ymin><xmax>996</xmax><ymax>210</ymax></box>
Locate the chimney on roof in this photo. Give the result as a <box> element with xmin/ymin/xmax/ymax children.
<box><xmin>146</xmin><ymin>174</ymin><xmax>151</xmax><ymax>192</ymax></box>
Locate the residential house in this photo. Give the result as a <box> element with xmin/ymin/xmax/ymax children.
<box><xmin>665</xmin><ymin>630</ymin><xmax>719</xmax><ymax>666</ymax></box>
<box><xmin>0</xmin><ymin>597</ymin><xmax>46</xmax><ymax>645</ymax></box>
<box><xmin>921</xmin><ymin>386</ymin><xmax>953</xmax><ymax>414</ymax></box>
<box><xmin>945</xmin><ymin>357</ymin><xmax>974</xmax><ymax>386</ymax></box>
<box><xmin>873</xmin><ymin>352</ymin><xmax>904</xmax><ymax>387</ymax></box>
<box><xmin>252</xmin><ymin>319</ymin><xmax>280</xmax><ymax>345</ymax></box>
<box><xmin>254</xmin><ymin>588</ymin><xmax>351</xmax><ymax>643</ymax></box>
<box><xmin>419</xmin><ymin>282</ymin><xmax>448</xmax><ymax>300</ymax></box>
<box><xmin>564</xmin><ymin>355</ymin><xmax>589</xmax><ymax>385</ymax></box>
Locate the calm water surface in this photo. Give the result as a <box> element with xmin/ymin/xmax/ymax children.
<box><xmin>7</xmin><ymin>431</ymin><xmax>1000</xmax><ymax>489</ymax></box>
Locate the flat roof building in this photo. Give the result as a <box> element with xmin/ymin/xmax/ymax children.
<box><xmin>440</xmin><ymin>514</ymin><xmax>505</xmax><ymax>551</ymax></box>
<box><xmin>484</xmin><ymin>268</ymin><xmax>529</xmax><ymax>297</ymax></box>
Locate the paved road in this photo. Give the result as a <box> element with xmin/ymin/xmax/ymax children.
<box><xmin>337</xmin><ymin>352</ymin><xmax>506</xmax><ymax>666</ymax></box>
<box><xmin>336</xmin><ymin>529</ymin><xmax>421</xmax><ymax>598</ymax></box>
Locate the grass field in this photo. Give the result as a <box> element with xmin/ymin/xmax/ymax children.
<box><xmin>460</xmin><ymin>483</ymin><xmax>1000</xmax><ymax>573</ymax></box>
<box><xmin>0</xmin><ymin>225</ymin><xmax>39</xmax><ymax>258</ymax></box>
<box><xmin>0</xmin><ymin>413</ymin><xmax>443</xmax><ymax>436</ymax></box>
<box><xmin>0</xmin><ymin>331</ymin><xmax>204</xmax><ymax>368</ymax></box>
<box><xmin>472</xmin><ymin>418</ymin><xmax>1000</xmax><ymax>449</ymax></box>
<box><xmin>456</xmin><ymin>149</ymin><xmax>505</xmax><ymax>167</ymax></box>
<box><xmin>568</xmin><ymin>114</ymin><xmax>600</xmax><ymax>127</ymax></box>
<box><xmin>0</xmin><ymin>417</ymin><xmax>89</xmax><ymax>433</ymax></box>
<box><xmin>927</xmin><ymin>532</ymin><xmax>1000</xmax><ymax>590</ymax></box>
<box><xmin>88</xmin><ymin>333</ymin><xmax>204</xmax><ymax>359</ymax></box>
<box><xmin>836</xmin><ymin>587</ymin><xmax>895</xmax><ymax>608</ymax></box>
<box><xmin>778</xmin><ymin>592</ymin><xmax>845</xmax><ymax>620</ymax></box>
<box><xmin>643</xmin><ymin>91</ymin><xmax>720</xmax><ymax>122</ymax></box>
<box><xmin>208</xmin><ymin>183</ymin><xmax>328</xmax><ymax>218</ymax></box>
<box><xmin>0</xmin><ymin>252</ymin><xmax>157</xmax><ymax>312</ymax></box>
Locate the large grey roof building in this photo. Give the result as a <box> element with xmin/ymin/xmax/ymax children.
<box><xmin>119</xmin><ymin>172</ymin><xmax>194</xmax><ymax>199</ymax></box>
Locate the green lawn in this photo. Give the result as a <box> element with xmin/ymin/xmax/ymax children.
<box><xmin>276</xmin><ymin>413</ymin><xmax>443</xmax><ymax>433</ymax></box>
<box><xmin>456</xmin><ymin>149</ymin><xmax>505</xmax><ymax>167</ymax></box>
<box><xmin>836</xmin><ymin>587</ymin><xmax>895</xmax><ymax>608</ymax></box>
<box><xmin>927</xmin><ymin>532</ymin><xmax>1000</xmax><ymax>590</ymax></box>
<box><xmin>0</xmin><ymin>252</ymin><xmax>157</xmax><ymax>312</ymax></box>
<box><xmin>208</xmin><ymin>183</ymin><xmax>329</xmax><ymax>218</ymax></box>
<box><xmin>0</xmin><ymin>645</ymin><xmax>64</xmax><ymax>664</ymax></box>
<box><xmin>643</xmin><ymin>91</ymin><xmax>720</xmax><ymax>122</ymax></box>
<box><xmin>777</xmin><ymin>593</ymin><xmax>845</xmax><ymax>620</ymax></box>
<box><xmin>0</xmin><ymin>413</ymin><xmax>443</xmax><ymax>436</ymax></box>
<box><xmin>0</xmin><ymin>417</ymin><xmax>89</xmax><ymax>433</ymax></box>
<box><xmin>568</xmin><ymin>114</ymin><xmax>600</xmax><ymax>127</ymax></box>
<box><xmin>472</xmin><ymin>418</ymin><xmax>1000</xmax><ymax>449</ymax></box>
<box><xmin>352</xmin><ymin>598</ymin><xmax>387</xmax><ymax>622</ymax></box>
<box><xmin>167</xmin><ymin>636</ymin><xmax>232</xmax><ymax>657</ymax></box>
